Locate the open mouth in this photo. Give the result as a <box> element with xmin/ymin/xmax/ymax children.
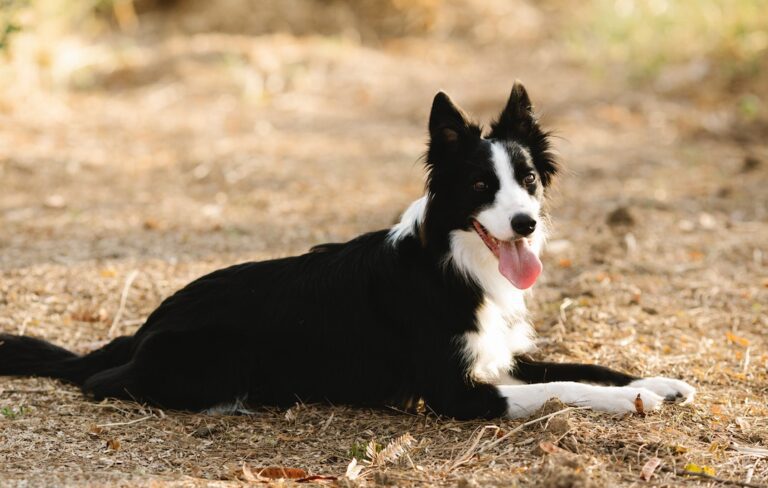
<box><xmin>472</xmin><ymin>220</ymin><xmax>504</xmax><ymax>257</ymax></box>
<box><xmin>471</xmin><ymin>219</ymin><xmax>543</xmax><ymax>290</ymax></box>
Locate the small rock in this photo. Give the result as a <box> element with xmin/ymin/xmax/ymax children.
<box><xmin>606</xmin><ymin>206</ymin><xmax>635</xmax><ymax>228</ymax></box>
<box><xmin>741</xmin><ymin>155</ymin><xmax>761</xmax><ymax>173</ymax></box>
<box><xmin>191</xmin><ymin>424</ymin><xmax>220</xmax><ymax>438</ymax></box>
<box><xmin>456</xmin><ymin>478</ymin><xmax>481</xmax><ymax>488</ymax></box>
<box><xmin>43</xmin><ymin>194</ymin><xmax>67</xmax><ymax>209</ymax></box>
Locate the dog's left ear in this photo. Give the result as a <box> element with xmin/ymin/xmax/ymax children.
<box><xmin>490</xmin><ymin>81</ymin><xmax>534</xmax><ymax>139</ymax></box>
<box><xmin>428</xmin><ymin>91</ymin><xmax>479</xmax><ymax>153</ymax></box>
<box><xmin>490</xmin><ymin>81</ymin><xmax>558</xmax><ymax>186</ymax></box>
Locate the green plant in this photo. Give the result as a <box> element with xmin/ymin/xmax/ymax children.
<box><xmin>563</xmin><ymin>0</ymin><xmax>768</xmax><ymax>88</ymax></box>
<box><xmin>1</xmin><ymin>405</ymin><xmax>26</xmax><ymax>419</ymax></box>
<box><xmin>0</xmin><ymin>0</ymin><xmax>28</xmax><ymax>52</ymax></box>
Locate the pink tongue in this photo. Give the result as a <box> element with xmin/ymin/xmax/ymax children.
<box><xmin>498</xmin><ymin>239</ymin><xmax>543</xmax><ymax>289</ymax></box>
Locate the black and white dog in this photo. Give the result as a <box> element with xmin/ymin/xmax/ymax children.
<box><xmin>0</xmin><ymin>83</ymin><xmax>694</xmax><ymax>419</ymax></box>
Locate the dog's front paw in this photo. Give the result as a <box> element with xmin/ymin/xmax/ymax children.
<box><xmin>629</xmin><ymin>377</ymin><xmax>696</xmax><ymax>404</ymax></box>
<box><xmin>588</xmin><ymin>386</ymin><xmax>665</xmax><ymax>414</ymax></box>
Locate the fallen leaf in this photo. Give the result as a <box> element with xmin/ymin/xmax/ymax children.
<box><xmin>688</xmin><ymin>250</ymin><xmax>705</xmax><ymax>261</ymax></box>
<box><xmin>708</xmin><ymin>441</ymin><xmax>728</xmax><ymax>453</ymax></box>
<box><xmin>88</xmin><ymin>425</ymin><xmax>103</xmax><ymax>437</ymax></box>
<box><xmin>345</xmin><ymin>458</ymin><xmax>363</xmax><ymax>480</ymax></box>
<box><xmin>143</xmin><ymin>218</ymin><xmax>161</xmax><ymax>230</ymax></box>
<box><xmin>726</xmin><ymin>331</ymin><xmax>750</xmax><ymax>347</ymax></box>
<box><xmin>640</xmin><ymin>457</ymin><xmax>661</xmax><ymax>481</ymax></box>
<box><xmin>634</xmin><ymin>394</ymin><xmax>645</xmax><ymax>415</ymax></box>
<box><xmin>683</xmin><ymin>463</ymin><xmax>716</xmax><ymax>476</ymax></box>
<box><xmin>100</xmin><ymin>268</ymin><xmax>117</xmax><ymax>278</ymax></box>
<box><xmin>537</xmin><ymin>441</ymin><xmax>565</xmax><ymax>455</ymax></box>
<box><xmin>255</xmin><ymin>467</ymin><xmax>308</xmax><ymax>479</ymax></box>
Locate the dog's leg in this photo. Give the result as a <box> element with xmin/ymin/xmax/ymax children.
<box><xmin>508</xmin><ymin>356</ymin><xmax>695</xmax><ymax>406</ymax></box>
<box><xmin>498</xmin><ymin>381</ymin><xmax>670</xmax><ymax>418</ymax></box>
<box><xmin>423</xmin><ymin>381</ymin><xmax>510</xmax><ymax>420</ymax></box>
<box><xmin>512</xmin><ymin>356</ymin><xmax>638</xmax><ymax>385</ymax></box>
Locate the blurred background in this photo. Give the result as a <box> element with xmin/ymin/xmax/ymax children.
<box><xmin>1</xmin><ymin>0</ymin><xmax>767</xmax><ymax>333</ymax></box>
<box><xmin>1</xmin><ymin>0</ymin><xmax>766</xmax><ymax>266</ymax></box>
<box><xmin>1</xmin><ymin>2</ymin><xmax>767</xmax><ymax>484</ymax></box>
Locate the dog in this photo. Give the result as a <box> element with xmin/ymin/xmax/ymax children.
<box><xmin>0</xmin><ymin>82</ymin><xmax>695</xmax><ymax>419</ymax></box>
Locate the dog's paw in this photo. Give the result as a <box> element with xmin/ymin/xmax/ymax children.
<box><xmin>586</xmin><ymin>386</ymin><xmax>665</xmax><ymax>415</ymax></box>
<box><xmin>629</xmin><ymin>377</ymin><xmax>696</xmax><ymax>404</ymax></box>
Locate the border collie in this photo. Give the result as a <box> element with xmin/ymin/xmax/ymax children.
<box><xmin>0</xmin><ymin>83</ymin><xmax>694</xmax><ymax>419</ymax></box>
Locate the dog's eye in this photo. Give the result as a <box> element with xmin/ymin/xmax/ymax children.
<box><xmin>473</xmin><ymin>181</ymin><xmax>488</xmax><ymax>192</ymax></box>
<box><xmin>523</xmin><ymin>173</ymin><xmax>536</xmax><ymax>185</ymax></box>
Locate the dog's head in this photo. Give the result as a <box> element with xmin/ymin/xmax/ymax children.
<box><xmin>422</xmin><ymin>82</ymin><xmax>558</xmax><ymax>290</ymax></box>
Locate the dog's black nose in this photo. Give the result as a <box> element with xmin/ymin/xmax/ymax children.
<box><xmin>511</xmin><ymin>214</ymin><xmax>537</xmax><ymax>237</ymax></box>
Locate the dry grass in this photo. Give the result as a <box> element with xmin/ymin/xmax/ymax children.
<box><xmin>1</xmin><ymin>2</ymin><xmax>767</xmax><ymax>486</ymax></box>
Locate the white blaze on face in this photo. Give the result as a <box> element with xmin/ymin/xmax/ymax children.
<box><xmin>475</xmin><ymin>142</ymin><xmax>541</xmax><ymax>241</ymax></box>
<box><xmin>470</xmin><ymin>142</ymin><xmax>545</xmax><ymax>289</ymax></box>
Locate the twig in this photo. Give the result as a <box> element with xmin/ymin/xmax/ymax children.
<box><xmin>447</xmin><ymin>406</ymin><xmax>588</xmax><ymax>471</ymax></box>
<box><xmin>479</xmin><ymin>407</ymin><xmax>588</xmax><ymax>455</ymax></box>
<box><xmin>446</xmin><ymin>425</ymin><xmax>500</xmax><ymax>471</ymax></box>
<box><xmin>742</xmin><ymin>347</ymin><xmax>751</xmax><ymax>374</ymax></box>
<box><xmin>108</xmin><ymin>270</ymin><xmax>139</xmax><ymax>338</ymax></box>
<box><xmin>17</xmin><ymin>317</ymin><xmax>30</xmax><ymax>336</ymax></box>
<box><xmin>97</xmin><ymin>415</ymin><xmax>153</xmax><ymax>428</ymax></box>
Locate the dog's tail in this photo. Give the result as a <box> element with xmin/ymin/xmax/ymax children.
<box><xmin>0</xmin><ymin>333</ymin><xmax>134</xmax><ymax>386</ymax></box>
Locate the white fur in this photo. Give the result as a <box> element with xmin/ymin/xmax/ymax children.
<box><xmin>498</xmin><ymin>382</ymin><xmax>667</xmax><ymax>419</ymax></box>
<box><xmin>386</xmin><ymin>192</ymin><xmax>537</xmax><ymax>383</ymax></box>
<box><xmin>386</xmin><ymin>143</ymin><xmax>696</xmax><ymax>419</ymax></box>
<box><xmin>629</xmin><ymin>377</ymin><xmax>696</xmax><ymax>404</ymax></box>
<box><xmin>449</xmin><ymin>229</ymin><xmax>536</xmax><ymax>382</ymax></box>
<box><xmin>463</xmin><ymin>298</ymin><xmax>535</xmax><ymax>382</ymax></box>
<box><xmin>474</xmin><ymin>142</ymin><xmax>542</xmax><ymax>244</ymax></box>
<box><xmin>387</xmin><ymin>196</ymin><xmax>427</xmax><ymax>244</ymax></box>
<box><xmin>449</xmin><ymin>142</ymin><xmax>547</xmax><ymax>383</ymax></box>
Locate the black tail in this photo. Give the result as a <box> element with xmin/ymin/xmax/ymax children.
<box><xmin>0</xmin><ymin>334</ymin><xmax>135</xmax><ymax>386</ymax></box>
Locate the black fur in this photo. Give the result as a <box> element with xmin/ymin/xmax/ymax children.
<box><xmin>489</xmin><ymin>81</ymin><xmax>558</xmax><ymax>187</ymax></box>
<box><xmin>513</xmin><ymin>356</ymin><xmax>637</xmax><ymax>386</ymax></box>
<box><xmin>0</xmin><ymin>85</ymin><xmax>640</xmax><ymax>419</ymax></box>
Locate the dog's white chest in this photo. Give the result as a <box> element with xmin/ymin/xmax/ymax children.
<box><xmin>462</xmin><ymin>297</ymin><xmax>535</xmax><ymax>383</ymax></box>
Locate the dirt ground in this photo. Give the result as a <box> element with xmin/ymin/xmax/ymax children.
<box><xmin>1</xmin><ymin>2</ymin><xmax>767</xmax><ymax>486</ymax></box>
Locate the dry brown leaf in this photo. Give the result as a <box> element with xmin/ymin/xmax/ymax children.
<box><xmin>255</xmin><ymin>466</ymin><xmax>308</xmax><ymax>480</ymax></box>
<box><xmin>640</xmin><ymin>457</ymin><xmax>661</xmax><ymax>481</ymax></box>
<box><xmin>634</xmin><ymin>394</ymin><xmax>645</xmax><ymax>415</ymax></box>
<box><xmin>241</xmin><ymin>463</ymin><xmax>258</xmax><ymax>482</ymax></box>
<box><xmin>726</xmin><ymin>331</ymin><xmax>750</xmax><ymax>347</ymax></box>
<box><xmin>537</xmin><ymin>441</ymin><xmax>565</xmax><ymax>455</ymax></box>
<box><xmin>243</xmin><ymin>463</ymin><xmax>309</xmax><ymax>481</ymax></box>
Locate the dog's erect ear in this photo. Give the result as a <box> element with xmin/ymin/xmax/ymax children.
<box><xmin>490</xmin><ymin>81</ymin><xmax>559</xmax><ymax>186</ymax></box>
<box><xmin>490</xmin><ymin>81</ymin><xmax>534</xmax><ymax>140</ymax></box>
<box><xmin>428</xmin><ymin>92</ymin><xmax>476</xmax><ymax>150</ymax></box>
